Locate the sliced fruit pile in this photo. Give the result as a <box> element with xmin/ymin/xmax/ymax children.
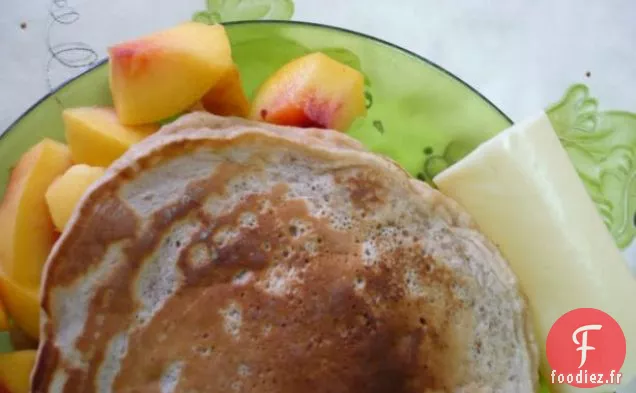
<box><xmin>0</xmin><ymin>21</ymin><xmax>365</xmax><ymax>392</ymax></box>
<box><xmin>106</xmin><ymin>21</ymin><xmax>365</xmax><ymax>129</ymax></box>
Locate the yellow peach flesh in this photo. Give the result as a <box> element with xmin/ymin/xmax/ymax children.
<box><xmin>250</xmin><ymin>52</ymin><xmax>366</xmax><ymax>131</ymax></box>
<box><xmin>63</xmin><ymin>107</ymin><xmax>157</xmax><ymax>167</ymax></box>
<box><xmin>45</xmin><ymin>164</ymin><xmax>105</xmax><ymax>231</ymax></box>
<box><xmin>109</xmin><ymin>22</ymin><xmax>233</xmax><ymax>125</ymax></box>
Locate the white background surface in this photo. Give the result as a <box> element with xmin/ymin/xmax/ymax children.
<box><xmin>1</xmin><ymin>0</ymin><xmax>635</xmax><ymax>130</ymax></box>
<box><xmin>0</xmin><ymin>0</ymin><xmax>635</xmax><ymax>262</ymax></box>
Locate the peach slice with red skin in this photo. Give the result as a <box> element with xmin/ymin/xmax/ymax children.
<box><xmin>250</xmin><ymin>52</ymin><xmax>366</xmax><ymax>131</ymax></box>
<box><xmin>109</xmin><ymin>22</ymin><xmax>233</xmax><ymax>125</ymax></box>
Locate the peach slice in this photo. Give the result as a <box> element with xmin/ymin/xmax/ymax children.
<box><xmin>250</xmin><ymin>52</ymin><xmax>366</xmax><ymax>131</ymax></box>
<box><xmin>8</xmin><ymin>323</ymin><xmax>39</xmax><ymax>351</ymax></box>
<box><xmin>109</xmin><ymin>22</ymin><xmax>233</xmax><ymax>125</ymax></box>
<box><xmin>63</xmin><ymin>107</ymin><xmax>158</xmax><ymax>167</ymax></box>
<box><xmin>0</xmin><ymin>139</ymin><xmax>71</xmax><ymax>290</ymax></box>
<box><xmin>0</xmin><ymin>297</ymin><xmax>8</xmax><ymax>331</ymax></box>
<box><xmin>45</xmin><ymin>164</ymin><xmax>105</xmax><ymax>231</ymax></box>
<box><xmin>201</xmin><ymin>65</ymin><xmax>250</xmax><ymax>117</ymax></box>
<box><xmin>0</xmin><ymin>275</ymin><xmax>39</xmax><ymax>340</ymax></box>
<box><xmin>0</xmin><ymin>351</ymin><xmax>36</xmax><ymax>393</ymax></box>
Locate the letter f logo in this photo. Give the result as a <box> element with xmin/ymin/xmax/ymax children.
<box><xmin>573</xmin><ymin>324</ymin><xmax>602</xmax><ymax>368</ymax></box>
<box><xmin>546</xmin><ymin>309</ymin><xmax>626</xmax><ymax>388</ymax></box>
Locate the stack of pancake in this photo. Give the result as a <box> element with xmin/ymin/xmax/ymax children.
<box><xmin>32</xmin><ymin>113</ymin><xmax>538</xmax><ymax>392</ymax></box>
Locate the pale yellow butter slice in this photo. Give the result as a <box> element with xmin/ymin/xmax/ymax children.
<box><xmin>434</xmin><ymin>112</ymin><xmax>636</xmax><ymax>393</ymax></box>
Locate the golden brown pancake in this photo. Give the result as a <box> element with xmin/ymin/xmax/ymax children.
<box><xmin>33</xmin><ymin>113</ymin><xmax>538</xmax><ymax>393</ymax></box>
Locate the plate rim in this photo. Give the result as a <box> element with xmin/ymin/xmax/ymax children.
<box><xmin>0</xmin><ymin>19</ymin><xmax>512</xmax><ymax>141</ymax></box>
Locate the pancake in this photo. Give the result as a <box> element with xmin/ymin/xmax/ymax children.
<box><xmin>33</xmin><ymin>113</ymin><xmax>538</xmax><ymax>392</ymax></box>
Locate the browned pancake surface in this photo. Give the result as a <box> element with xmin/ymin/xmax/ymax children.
<box><xmin>33</xmin><ymin>114</ymin><xmax>537</xmax><ymax>393</ymax></box>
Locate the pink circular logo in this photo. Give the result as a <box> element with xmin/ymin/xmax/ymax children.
<box><xmin>546</xmin><ymin>308</ymin><xmax>626</xmax><ymax>388</ymax></box>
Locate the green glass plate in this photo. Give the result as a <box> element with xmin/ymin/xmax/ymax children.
<box><xmin>0</xmin><ymin>20</ymin><xmax>510</xmax><ymax>360</ymax></box>
<box><xmin>0</xmin><ymin>21</ymin><xmax>511</xmax><ymax>193</ymax></box>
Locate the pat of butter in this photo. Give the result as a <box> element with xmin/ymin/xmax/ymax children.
<box><xmin>434</xmin><ymin>112</ymin><xmax>636</xmax><ymax>393</ymax></box>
